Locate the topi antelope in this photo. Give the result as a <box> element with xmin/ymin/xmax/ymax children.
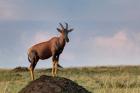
<box><xmin>28</xmin><ymin>23</ymin><xmax>73</xmax><ymax>80</ymax></box>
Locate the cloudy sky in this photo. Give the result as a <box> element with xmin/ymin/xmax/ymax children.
<box><xmin>0</xmin><ymin>0</ymin><xmax>140</xmax><ymax>68</ymax></box>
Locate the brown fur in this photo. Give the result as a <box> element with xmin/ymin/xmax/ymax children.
<box><xmin>28</xmin><ymin>23</ymin><xmax>73</xmax><ymax>80</ymax></box>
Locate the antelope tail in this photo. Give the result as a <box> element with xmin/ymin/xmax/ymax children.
<box><xmin>28</xmin><ymin>55</ymin><xmax>31</xmax><ymax>63</ymax></box>
<box><xmin>27</xmin><ymin>48</ymin><xmax>32</xmax><ymax>63</ymax></box>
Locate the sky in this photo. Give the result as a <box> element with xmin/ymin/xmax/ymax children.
<box><xmin>0</xmin><ymin>0</ymin><xmax>140</xmax><ymax>68</ymax></box>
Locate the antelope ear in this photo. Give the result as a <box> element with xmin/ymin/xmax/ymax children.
<box><xmin>57</xmin><ymin>28</ymin><xmax>62</xmax><ymax>33</ymax></box>
<box><xmin>68</xmin><ymin>28</ymin><xmax>74</xmax><ymax>32</ymax></box>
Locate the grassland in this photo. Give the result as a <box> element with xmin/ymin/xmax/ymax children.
<box><xmin>1</xmin><ymin>66</ymin><xmax>140</xmax><ymax>93</ymax></box>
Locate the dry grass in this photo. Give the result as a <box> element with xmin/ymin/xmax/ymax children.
<box><xmin>0</xmin><ymin>66</ymin><xmax>140</xmax><ymax>93</ymax></box>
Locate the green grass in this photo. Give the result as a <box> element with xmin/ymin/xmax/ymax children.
<box><xmin>1</xmin><ymin>66</ymin><xmax>140</xmax><ymax>93</ymax></box>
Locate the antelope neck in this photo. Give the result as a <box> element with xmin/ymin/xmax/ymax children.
<box><xmin>58</xmin><ymin>34</ymin><xmax>66</xmax><ymax>47</ymax></box>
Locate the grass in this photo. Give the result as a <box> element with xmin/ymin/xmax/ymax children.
<box><xmin>1</xmin><ymin>66</ymin><xmax>140</xmax><ymax>93</ymax></box>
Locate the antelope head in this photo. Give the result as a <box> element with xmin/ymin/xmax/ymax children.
<box><xmin>57</xmin><ymin>23</ymin><xmax>73</xmax><ymax>43</ymax></box>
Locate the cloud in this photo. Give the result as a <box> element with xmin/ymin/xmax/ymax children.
<box><xmin>95</xmin><ymin>31</ymin><xmax>128</xmax><ymax>49</ymax></box>
<box><xmin>34</xmin><ymin>31</ymin><xmax>54</xmax><ymax>43</ymax></box>
<box><xmin>0</xmin><ymin>0</ymin><xmax>58</xmax><ymax>21</ymax></box>
<box><xmin>0</xmin><ymin>0</ymin><xmax>140</xmax><ymax>22</ymax></box>
<box><xmin>1</xmin><ymin>0</ymin><xmax>140</xmax><ymax>68</ymax></box>
<box><xmin>69</xmin><ymin>29</ymin><xmax>140</xmax><ymax>66</ymax></box>
<box><xmin>93</xmin><ymin>30</ymin><xmax>140</xmax><ymax>58</ymax></box>
<box><xmin>61</xmin><ymin>51</ymin><xmax>75</xmax><ymax>61</ymax></box>
<box><xmin>0</xmin><ymin>0</ymin><xmax>20</xmax><ymax>20</ymax></box>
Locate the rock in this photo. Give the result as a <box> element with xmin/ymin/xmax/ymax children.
<box><xmin>19</xmin><ymin>75</ymin><xmax>91</xmax><ymax>93</ymax></box>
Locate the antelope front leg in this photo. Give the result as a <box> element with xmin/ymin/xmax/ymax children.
<box><xmin>54</xmin><ymin>61</ymin><xmax>58</xmax><ymax>76</ymax></box>
<box><xmin>54</xmin><ymin>55</ymin><xmax>59</xmax><ymax>76</ymax></box>
<box><xmin>52</xmin><ymin>62</ymin><xmax>55</xmax><ymax>77</ymax></box>
<box><xmin>52</xmin><ymin>55</ymin><xmax>59</xmax><ymax>77</ymax></box>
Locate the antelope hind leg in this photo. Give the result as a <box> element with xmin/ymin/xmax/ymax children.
<box><xmin>29</xmin><ymin>67</ymin><xmax>34</xmax><ymax>80</ymax></box>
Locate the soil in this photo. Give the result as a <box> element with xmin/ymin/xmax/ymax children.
<box><xmin>19</xmin><ymin>75</ymin><xmax>91</xmax><ymax>93</ymax></box>
<box><xmin>12</xmin><ymin>66</ymin><xmax>28</xmax><ymax>72</ymax></box>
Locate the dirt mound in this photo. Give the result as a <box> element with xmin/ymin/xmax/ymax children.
<box><xmin>19</xmin><ymin>75</ymin><xmax>91</xmax><ymax>93</ymax></box>
<box><xmin>12</xmin><ymin>66</ymin><xmax>28</xmax><ymax>72</ymax></box>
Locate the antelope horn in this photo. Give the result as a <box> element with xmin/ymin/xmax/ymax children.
<box><xmin>59</xmin><ymin>23</ymin><xmax>64</xmax><ymax>30</ymax></box>
<box><xmin>65</xmin><ymin>23</ymin><xmax>68</xmax><ymax>29</ymax></box>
